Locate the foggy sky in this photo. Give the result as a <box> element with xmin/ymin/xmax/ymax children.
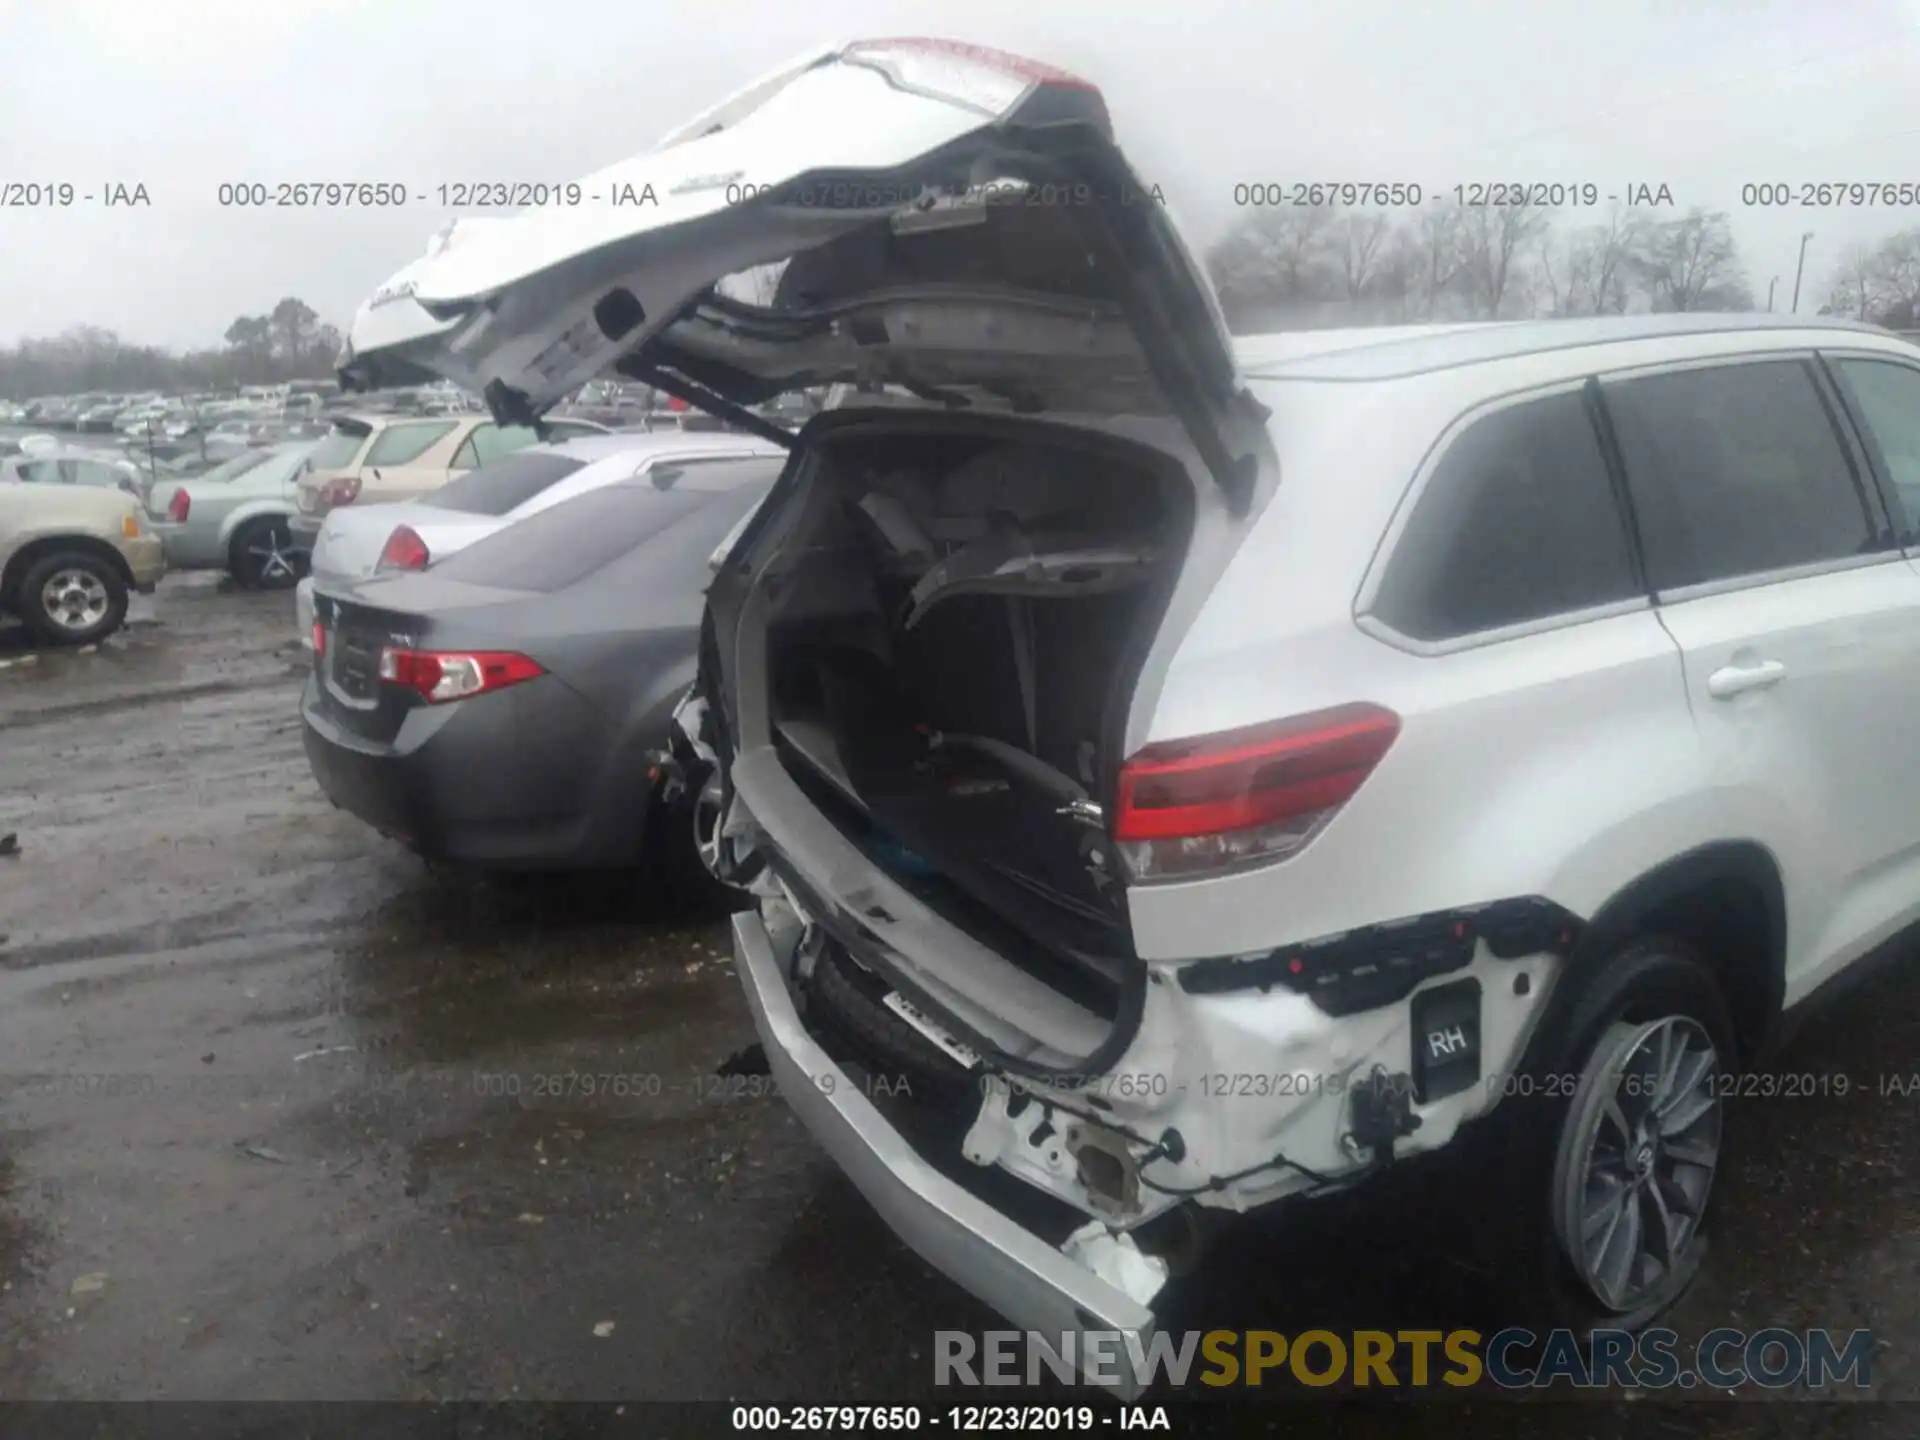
<box><xmin>2</xmin><ymin>0</ymin><xmax>1917</xmax><ymax>348</ymax></box>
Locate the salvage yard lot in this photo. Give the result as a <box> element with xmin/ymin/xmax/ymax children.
<box><xmin>0</xmin><ymin>575</ymin><xmax>1918</xmax><ymax>1421</ymax></box>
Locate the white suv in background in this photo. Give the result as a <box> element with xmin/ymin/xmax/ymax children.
<box><xmin>333</xmin><ymin>37</ymin><xmax>1920</xmax><ymax>1394</ymax></box>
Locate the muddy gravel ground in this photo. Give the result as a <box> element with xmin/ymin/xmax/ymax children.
<box><xmin>2</xmin><ymin>576</ymin><xmax>1919</xmax><ymax>1434</ymax></box>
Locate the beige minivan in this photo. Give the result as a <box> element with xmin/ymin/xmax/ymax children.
<box><xmin>288</xmin><ymin>412</ymin><xmax>608</xmax><ymax>543</ymax></box>
<box><xmin>0</xmin><ymin>480</ymin><xmax>165</xmax><ymax>644</ymax></box>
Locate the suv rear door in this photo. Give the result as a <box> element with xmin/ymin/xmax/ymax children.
<box><xmin>336</xmin><ymin>38</ymin><xmax>1269</xmax><ymax>510</ymax></box>
<box><xmin>1600</xmin><ymin>351</ymin><xmax>1920</xmax><ymax>1004</ymax></box>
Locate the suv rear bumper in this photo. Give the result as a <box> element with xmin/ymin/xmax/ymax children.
<box><xmin>731</xmin><ymin>905</ymin><xmax>1159</xmax><ymax>1397</ymax></box>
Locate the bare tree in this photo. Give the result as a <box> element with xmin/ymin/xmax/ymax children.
<box><xmin>1335</xmin><ymin>210</ymin><xmax>1392</xmax><ymax>308</ymax></box>
<box><xmin>1824</xmin><ymin>243</ymin><xmax>1881</xmax><ymax>320</ymax></box>
<box><xmin>1536</xmin><ymin>229</ymin><xmax>1588</xmax><ymax>316</ymax></box>
<box><xmin>1458</xmin><ymin>204</ymin><xmax>1550</xmax><ymax>318</ymax></box>
<box><xmin>1858</xmin><ymin>230</ymin><xmax>1920</xmax><ymax>327</ymax></box>
<box><xmin>1629</xmin><ymin>209</ymin><xmax>1751</xmax><ymax>312</ymax></box>
<box><xmin>1204</xmin><ymin>206</ymin><xmax>1337</xmax><ymax>330</ymax></box>
<box><xmin>1402</xmin><ymin>203</ymin><xmax>1468</xmax><ymax>320</ymax></box>
<box><xmin>1576</xmin><ymin>205</ymin><xmax>1649</xmax><ymax>314</ymax></box>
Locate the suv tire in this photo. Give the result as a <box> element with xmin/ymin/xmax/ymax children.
<box><xmin>17</xmin><ymin>549</ymin><xmax>129</xmax><ymax>646</ymax></box>
<box><xmin>1491</xmin><ymin>935</ymin><xmax>1735</xmax><ymax>1337</ymax></box>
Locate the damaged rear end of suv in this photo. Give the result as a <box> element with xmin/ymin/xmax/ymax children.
<box><xmin>338</xmin><ymin>36</ymin><xmax>1771</xmax><ymax>1396</ymax></box>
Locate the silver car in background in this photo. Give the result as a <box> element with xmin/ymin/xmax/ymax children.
<box><xmin>148</xmin><ymin>442</ymin><xmax>316</xmax><ymax>588</ymax></box>
<box><xmin>294</xmin><ymin>430</ymin><xmax>784</xmax><ymax>651</ymax></box>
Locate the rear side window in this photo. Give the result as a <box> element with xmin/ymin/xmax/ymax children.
<box><xmin>72</xmin><ymin>461</ymin><xmax>127</xmax><ymax>488</ymax></box>
<box><xmin>1372</xmin><ymin>390</ymin><xmax>1640</xmax><ymax>642</ymax></box>
<box><xmin>363</xmin><ymin>421</ymin><xmax>455</xmax><ymax>467</ymax></box>
<box><xmin>309</xmin><ymin>429</ymin><xmax>367</xmax><ymax>469</ymax></box>
<box><xmin>431</xmin><ymin>483</ymin><xmax>706</xmax><ymax>593</ymax></box>
<box><xmin>1605</xmin><ymin>360</ymin><xmax>1879</xmax><ymax>591</ymax></box>
<box><xmin>1832</xmin><ymin>357</ymin><xmax>1920</xmax><ymax>538</ymax></box>
<box><xmin>422</xmin><ymin>452</ymin><xmax>590</xmax><ymax>516</ymax></box>
<box><xmin>450</xmin><ymin>423</ymin><xmax>548</xmax><ymax>470</ymax></box>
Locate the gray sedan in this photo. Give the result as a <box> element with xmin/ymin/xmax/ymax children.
<box><xmin>300</xmin><ymin>455</ymin><xmax>781</xmax><ymax>875</ymax></box>
<box><xmin>147</xmin><ymin>443</ymin><xmax>315</xmax><ymax>588</ymax></box>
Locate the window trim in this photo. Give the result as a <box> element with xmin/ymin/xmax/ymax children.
<box><xmin>1354</xmin><ymin>377</ymin><xmax>1651</xmax><ymax>655</ymax></box>
<box><xmin>361</xmin><ymin>419</ymin><xmax>458</xmax><ymax>468</ymax></box>
<box><xmin>1595</xmin><ymin>349</ymin><xmax>1894</xmax><ymax>602</ymax></box>
<box><xmin>1817</xmin><ymin>347</ymin><xmax>1920</xmax><ymax>548</ymax></box>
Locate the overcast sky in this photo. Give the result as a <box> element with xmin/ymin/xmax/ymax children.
<box><xmin>2</xmin><ymin>0</ymin><xmax>1917</xmax><ymax>348</ymax></box>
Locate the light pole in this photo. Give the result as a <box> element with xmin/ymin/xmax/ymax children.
<box><xmin>1768</xmin><ymin>276</ymin><xmax>1779</xmax><ymax>312</ymax></box>
<box><xmin>1791</xmin><ymin>232</ymin><xmax>1814</xmax><ymax>314</ymax></box>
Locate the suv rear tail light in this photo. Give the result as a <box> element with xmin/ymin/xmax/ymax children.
<box><xmin>167</xmin><ymin>488</ymin><xmax>190</xmax><ymax>522</ymax></box>
<box><xmin>377</xmin><ymin>646</ymin><xmax>544</xmax><ymax>704</ymax></box>
<box><xmin>377</xmin><ymin>525</ymin><xmax>430</xmax><ymax>572</ymax></box>
<box><xmin>842</xmin><ymin>39</ymin><xmax>1108</xmax><ymax>130</ymax></box>
<box><xmin>320</xmin><ymin>475</ymin><xmax>361</xmax><ymax>508</ymax></box>
<box><xmin>1114</xmin><ymin>703</ymin><xmax>1400</xmax><ymax>882</ymax></box>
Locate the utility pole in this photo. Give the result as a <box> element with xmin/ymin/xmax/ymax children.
<box><xmin>1791</xmin><ymin>232</ymin><xmax>1814</xmax><ymax>314</ymax></box>
<box><xmin>1767</xmin><ymin>276</ymin><xmax>1779</xmax><ymax>312</ymax></box>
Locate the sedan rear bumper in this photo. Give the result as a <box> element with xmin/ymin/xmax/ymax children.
<box><xmin>731</xmin><ymin>905</ymin><xmax>1159</xmax><ymax>1396</ymax></box>
<box><xmin>299</xmin><ymin>671</ymin><xmax>651</xmax><ymax>869</ymax></box>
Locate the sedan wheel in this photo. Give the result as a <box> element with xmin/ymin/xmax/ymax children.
<box><xmin>233</xmin><ymin>518</ymin><xmax>303</xmax><ymax>589</ymax></box>
<box><xmin>1553</xmin><ymin>1015</ymin><xmax>1723</xmax><ymax>1314</ymax></box>
<box><xmin>692</xmin><ymin>772</ymin><xmax>729</xmax><ymax>881</ymax></box>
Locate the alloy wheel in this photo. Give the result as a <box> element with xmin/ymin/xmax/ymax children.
<box><xmin>1554</xmin><ymin>1015</ymin><xmax>1722</xmax><ymax>1313</ymax></box>
<box><xmin>692</xmin><ymin>773</ymin><xmax>729</xmax><ymax>881</ymax></box>
<box><xmin>245</xmin><ymin>523</ymin><xmax>298</xmax><ymax>585</ymax></box>
<box><xmin>40</xmin><ymin>568</ymin><xmax>111</xmax><ymax>634</ymax></box>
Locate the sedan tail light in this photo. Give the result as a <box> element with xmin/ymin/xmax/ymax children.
<box><xmin>377</xmin><ymin>647</ymin><xmax>544</xmax><ymax>704</ymax></box>
<box><xmin>167</xmin><ymin>488</ymin><xmax>190</xmax><ymax>522</ymax></box>
<box><xmin>377</xmin><ymin>525</ymin><xmax>430</xmax><ymax>572</ymax></box>
<box><xmin>1114</xmin><ymin>703</ymin><xmax>1400</xmax><ymax>882</ymax></box>
<box><xmin>319</xmin><ymin>475</ymin><xmax>361</xmax><ymax>508</ymax></box>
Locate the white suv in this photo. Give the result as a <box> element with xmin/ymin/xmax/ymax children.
<box><xmin>334</xmin><ymin>38</ymin><xmax>1920</xmax><ymax>1393</ymax></box>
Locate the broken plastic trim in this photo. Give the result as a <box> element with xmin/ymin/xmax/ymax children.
<box><xmin>765</xmin><ymin>848</ymin><xmax>1150</xmax><ymax>1084</ymax></box>
<box><xmin>1176</xmin><ymin>895</ymin><xmax>1583</xmax><ymax>1015</ymax></box>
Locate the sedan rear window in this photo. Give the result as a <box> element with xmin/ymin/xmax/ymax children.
<box><xmin>431</xmin><ymin>483</ymin><xmax>707</xmax><ymax>593</ymax></box>
<box><xmin>422</xmin><ymin>452</ymin><xmax>590</xmax><ymax>516</ymax></box>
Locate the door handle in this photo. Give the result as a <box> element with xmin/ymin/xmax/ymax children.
<box><xmin>1706</xmin><ymin>659</ymin><xmax>1787</xmax><ymax>699</ymax></box>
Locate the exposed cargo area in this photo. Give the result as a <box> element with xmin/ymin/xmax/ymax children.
<box><xmin>750</xmin><ymin>424</ymin><xmax>1194</xmax><ymax>1020</ymax></box>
